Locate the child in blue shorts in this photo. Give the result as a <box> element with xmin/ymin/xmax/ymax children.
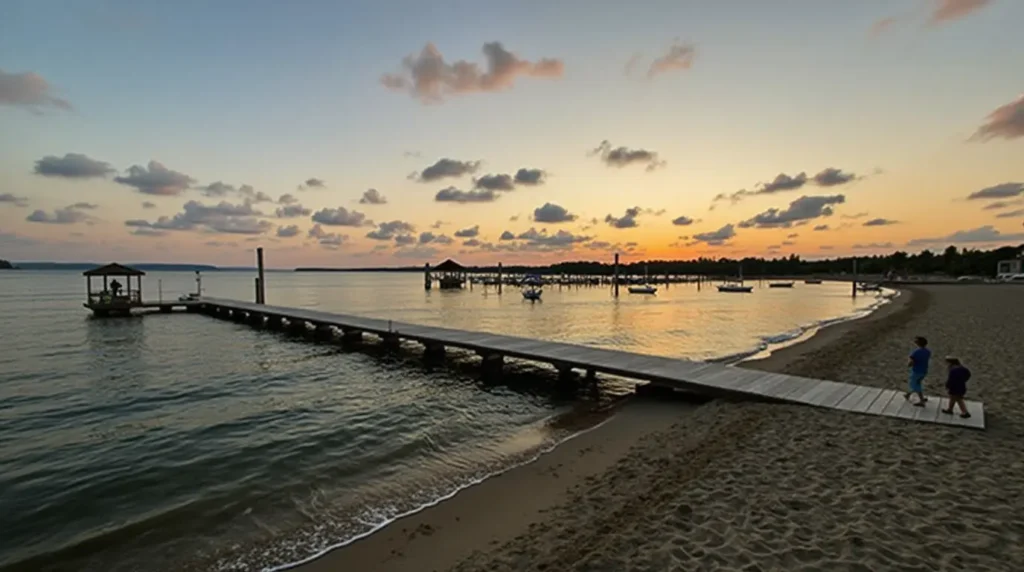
<box><xmin>905</xmin><ymin>336</ymin><xmax>931</xmax><ymax>406</ymax></box>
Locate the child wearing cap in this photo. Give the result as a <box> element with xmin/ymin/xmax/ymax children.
<box><xmin>942</xmin><ymin>356</ymin><xmax>972</xmax><ymax>418</ymax></box>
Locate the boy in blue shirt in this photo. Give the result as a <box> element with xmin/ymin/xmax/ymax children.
<box><xmin>905</xmin><ymin>336</ymin><xmax>931</xmax><ymax>406</ymax></box>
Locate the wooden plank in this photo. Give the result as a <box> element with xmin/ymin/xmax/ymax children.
<box><xmin>891</xmin><ymin>396</ymin><xmax>925</xmax><ymax>420</ymax></box>
<box><xmin>835</xmin><ymin>385</ymin><xmax>877</xmax><ymax>411</ymax></box>
<box><xmin>866</xmin><ymin>390</ymin><xmax>899</xmax><ymax>415</ymax></box>
<box><xmin>914</xmin><ymin>397</ymin><xmax>944</xmax><ymax>423</ymax></box>
<box><xmin>755</xmin><ymin>374</ymin><xmax>812</xmax><ymax>400</ymax></box>
<box><xmin>849</xmin><ymin>387</ymin><xmax>886</xmax><ymax>413</ymax></box>
<box><xmin>786</xmin><ymin>379</ymin><xmax>842</xmax><ymax>404</ymax></box>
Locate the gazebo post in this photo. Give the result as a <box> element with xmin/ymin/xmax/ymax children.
<box><xmin>103</xmin><ymin>275</ymin><xmax>108</xmax><ymax>292</ymax></box>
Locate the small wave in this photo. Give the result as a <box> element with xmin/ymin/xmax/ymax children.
<box><xmin>254</xmin><ymin>414</ymin><xmax>616</xmax><ymax>572</ymax></box>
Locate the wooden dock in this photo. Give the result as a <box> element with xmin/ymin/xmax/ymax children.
<box><xmin>197</xmin><ymin>297</ymin><xmax>985</xmax><ymax>430</ymax></box>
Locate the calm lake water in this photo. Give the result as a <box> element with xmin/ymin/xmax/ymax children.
<box><xmin>0</xmin><ymin>270</ymin><xmax>887</xmax><ymax>571</ymax></box>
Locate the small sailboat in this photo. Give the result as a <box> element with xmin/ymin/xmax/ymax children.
<box><xmin>521</xmin><ymin>274</ymin><xmax>543</xmax><ymax>301</ymax></box>
<box><xmin>804</xmin><ymin>278</ymin><xmax>823</xmax><ymax>284</ymax></box>
<box><xmin>768</xmin><ymin>281</ymin><xmax>794</xmax><ymax>288</ymax></box>
<box><xmin>628</xmin><ymin>265</ymin><xmax>657</xmax><ymax>294</ymax></box>
<box><xmin>718</xmin><ymin>264</ymin><xmax>753</xmax><ymax>293</ymax></box>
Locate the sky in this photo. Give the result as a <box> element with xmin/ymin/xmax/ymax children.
<box><xmin>1</xmin><ymin>0</ymin><xmax>1022</xmax><ymax>268</ymax></box>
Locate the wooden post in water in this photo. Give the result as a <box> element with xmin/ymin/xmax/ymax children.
<box><xmin>613</xmin><ymin>253</ymin><xmax>620</xmax><ymax>297</ymax></box>
<box><xmin>424</xmin><ymin>263</ymin><xmax>431</xmax><ymax>290</ymax></box>
<box><xmin>256</xmin><ymin>247</ymin><xmax>266</xmax><ymax>304</ymax></box>
<box><xmin>852</xmin><ymin>259</ymin><xmax>858</xmax><ymax>298</ymax></box>
<box><xmin>497</xmin><ymin>262</ymin><xmax>503</xmax><ymax>294</ymax></box>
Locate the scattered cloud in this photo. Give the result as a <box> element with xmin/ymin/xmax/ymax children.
<box><xmin>499</xmin><ymin>230</ymin><xmax>515</xmax><ymax>240</ymax></box>
<box><xmin>841</xmin><ymin>212</ymin><xmax>869</xmax><ymax>220</ymax></box>
<box><xmin>300</xmin><ymin>178</ymin><xmax>326</xmax><ymax>190</ymax></box>
<box><xmin>454</xmin><ymin>225</ymin><xmax>480</xmax><ymax>238</ymax></box>
<box><xmin>981</xmin><ymin>199</ymin><xmax>1023</xmax><ymax>210</ymax></box>
<box><xmin>394</xmin><ymin>234</ymin><xmax>416</xmax><ymax>246</ymax></box>
<box><xmin>813</xmin><ymin>224</ymin><xmax>830</xmax><ymax>231</ymax></box>
<box><xmin>114</xmin><ymin>161</ymin><xmax>195</xmax><ymax>196</ymax></box>
<box><xmin>714</xmin><ymin>168</ymin><xmax>859</xmax><ymax>205</ymax></box>
<box><xmin>533</xmin><ymin>202</ymin><xmax>577</xmax><ymax>223</ymax></box>
<box><xmin>0</xmin><ymin>69</ymin><xmax>72</xmax><ymax>112</ymax></box>
<box><xmin>971</xmin><ymin>95</ymin><xmax>1024</xmax><ymax>141</ymax></box>
<box><xmin>418</xmin><ymin>231</ymin><xmax>453</xmax><ymax>245</ymax></box>
<box><xmin>276</xmin><ymin>225</ymin><xmax>300</xmax><ymax>238</ymax></box>
<box><xmin>125</xmin><ymin>200</ymin><xmax>269</xmax><ymax>234</ymax></box>
<box><xmin>514</xmin><ymin>168</ymin><xmax>546</xmax><ymax>186</ymax></box>
<box><xmin>275</xmin><ymin>204</ymin><xmax>312</xmax><ymax>218</ymax></box>
<box><xmin>360</xmin><ymin>188</ymin><xmax>388</xmax><ymax>204</ymax></box>
<box><xmin>967</xmin><ymin>182</ymin><xmax>1024</xmax><ymax>200</ymax></box>
<box><xmin>430</xmin><ymin>220</ymin><xmax>447</xmax><ymax>229</ymax></box>
<box><xmin>604</xmin><ymin>207</ymin><xmax>642</xmax><ymax>229</ymax></box>
<box><xmin>930</xmin><ymin>0</ymin><xmax>992</xmax><ymax>24</ymax></box>
<box><xmin>812</xmin><ymin>168</ymin><xmax>857</xmax><ymax>187</ymax></box>
<box><xmin>435</xmin><ymin>187</ymin><xmax>498</xmax><ymax>203</ymax></box>
<box><xmin>995</xmin><ymin>209</ymin><xmax>1024</xmax><ymax>219</ymax></box>
<box><xmin>647</xmin><ymin>40</ymin><xmax>697</xmax><ymax>77</ymax></box>
<box><xmin>26</xmin><ymin>203</ymin><xmax>94</xmax><ymax>224</ymax></box>
<box><xmin>403</xmin><ymin>151</ymin><xmax>422</xmax><ymax>158</ymax></box>
<box><xmin>786</xmin><ymin>233</ymin><xmax>799</xmax><ymax>239</ymax></box>
<box><xmin>366</xmin><ymin>220</ymin><xmax>416</xmax><ymax>240</ymax></box>
<box><xmin>509</xmin><ymin>214</ymin><xmax>520</xmax><ymax>221</ymax></box>
<box><xmin>739</xmin><ymin>195</ymin><xmax>846</xmax><ymax>229</ymax></box>
<box><xmin>0</xmin><ymin>193</ymin><xmax>29</xmax><ymax>207</ymax></box>
<box><xmin>462</xmin><ymin>238</ymin><xmax>482</xmax><ymax>247</ymax></box>
<box><xmin>782</xmin><ymin>240</ymin><xmax>796</xmax><ymax>246</ymax></box>
<box><xmin>131</xmin><ymin>228</ymin><xmax>166</xmax><ymax>237</ymax></box>
<box><xmin>380</xmin><ymin>42</ymin><xmax>564</xmax><ymax>103</ymax></box>
<box><xmin>672</xmin><ymin>215</ymin><xmax>694</xmax><ymax>226</ymax></box>
<box><xmin>819</xmin><ymin>245</ymin><xmax>834</xmax><ymax>250</ymax></box>
<box><xmin>689</xmin><ymin>224</ymin><xmax>736</xmax><ymax>247</ymax></box>
<box><xmin>474</xmin><ymin>173</ymin><xmax>515</xmax><ymax>191</ymax></box>
<box><xmin>512</xmin><ymin>227</ymin><xmax>591</xmax><ymax>249</ymax></box>
<box><xmin>853</xmin><ymin>242</ymin><xmax>895</xmax><ymax>250</ymax></box>
<box><xmin>863</xmin><ymin>218</ymin><xmax>899</xmax><ymax>226</ymax></box>
<box><xmin>308</xmin><ymin>224</ymin><xmax>347</xmax><ymax>247</ymax></box>
<box><xmin>33</xmin><ymin>153</ymin><xmax>114</xmax><ymax>178</ymax></box>
<box><xmin>278</xmin><ymin>193</ymin><xmax>299</xmax><ymax>205</ymax></box>
<box><xmin>908</xmin><ymin>225</ymin><xmax>1024</xmax><ymax>246</ymax></box>
<box><xmin>199</xmin><ymin>181</ymin><xmax>235</xmax><ymax>197</ymax></box>
<box><xmin>142</xmin><ymin>201</ymin><xmax>157</xmax><ymax>209</ymax></box>
<box><xmin>311</xmin><ymin>207</ymin><xmax>370</xmax><ymax>226</ymax></box>
<box><xmin>415</xmin><ymin>158</ymin><xmax>481</xmax><ymax>182</ymax></box>
<box><xmin>590</xmin><ymin>140</ymin><xmax>665</xmax><ymax>171</ymax></box>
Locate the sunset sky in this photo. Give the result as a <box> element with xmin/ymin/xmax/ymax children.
<box><xmin>1</xmin><ymin>0</ymin><xmax>1022</xmax><ymax>268</ymax></box>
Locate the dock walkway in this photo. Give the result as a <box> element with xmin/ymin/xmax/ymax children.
<box><xmin>198</xmin><ymin>297</ymin><xmax>985</xmax><ymax>430</ymax></box>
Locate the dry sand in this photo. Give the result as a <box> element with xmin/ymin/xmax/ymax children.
<box><xmin>296</xmin><ymin>285</ymin><xmax>1024</xmax><ymax>572</ymax></box>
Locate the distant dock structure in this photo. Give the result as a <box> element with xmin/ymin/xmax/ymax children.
<box><xmin>83</xmin><ymin>263</ymin><xmax>199</xmax><ymax>316</ymax></box>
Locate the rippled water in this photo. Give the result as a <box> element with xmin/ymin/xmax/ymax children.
<box><xmin>0</xmin><ymin>270</ymin><xmax>885</xmax><ymax>571</ymax></box>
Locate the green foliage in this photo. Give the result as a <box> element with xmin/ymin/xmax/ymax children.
<box><xmin>0</xmin><ymin>259</ymin><xmax>14</xmax><ymax>270</ymax></box>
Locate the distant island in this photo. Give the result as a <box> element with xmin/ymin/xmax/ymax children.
<box><xmin>11</xmin><ymin>262</ymin><xmax>220</xmax><ymax>272</ymax></box>
<box><xmin>0</xmin><ymin>259</ymin><xmax>15</xmax><ymax>270</ymax></box>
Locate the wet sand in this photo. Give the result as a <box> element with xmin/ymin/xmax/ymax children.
<box><xmin>294</xmin><ymin>285</ymin><xmax>1024</xmax><ymax>572</ymax></box>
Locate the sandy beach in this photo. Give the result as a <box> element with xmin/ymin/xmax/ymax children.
<box><xmin>295</xmin><ymin>285</ymin><xmax>1024</xmax><ymax>572</ymax></box>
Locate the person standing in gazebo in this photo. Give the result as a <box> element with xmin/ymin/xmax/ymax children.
<box><xmin>110</xmin><ymin>279</ymin><xmax>123</xmax><ymax>298</ymax></box>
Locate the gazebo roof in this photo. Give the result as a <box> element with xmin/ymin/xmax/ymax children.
<box><xmin>83</xmin><ymin>263</ymin><xmax>146</xmax><ymax>277</ymax></box>
<box><xmin>433</xmin><ymin>258</ymin><xmax>465</xmax><ymax>272</ymax></box>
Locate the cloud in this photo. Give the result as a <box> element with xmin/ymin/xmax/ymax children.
<box><xmin>308</xmin><ymin>224</ymin><xmax>347</xmax><ymax>247</ymax></box>
<box><xmin>853</xmin><ymin>242</ymin><xmax>895</xmax><ymax>250</ymax></box>
<box><xmin>0</xmin><ymin>69</ymin><xmax>72</xmax><ymax>112</ymax></box>
<box><xmin>418</xmin><ymin>231</ymin><xmax>453</xmax><ymax>245</ymax></box>
<box><xmin>430</xmin><ymin>220</ymin><xmax>447</xmax><ymax>229</ymax></box>
<box><xmin>967</xmin><ymin>182</ymin><xmax>1024</xmax><ymax>200</ymax></box>
<box><xmin>863</xmin><ymin>218</ymin><xmax>899</xmax><ymax>226</ymax></box>
<box><xmin>930</xmin><ymin>0</ymin><xmax>992</xmax><ymax>24</ymax></box>
<box><xmin>311</xmin><ymin>207</ymin><xmax>370</xmax><ymax>226</ymax></box>
<box><xmin>33</xmin><ymin>153</ymin><xmax>114</xmax><ymax>178</ymax></box>
<box><xmin>812</xmin><ymin>168</ymin><xmax>857</xmax><ymax>187</ymax></box>
<box><xmin>303</xmin><ymin>178</ymin><xmax>326</xmax><ymax>189</ymax></box>
<box><xmin>25</xmin><ymin>203</ymin><xmax>94</xmax><ymax>224</ymax></box>
<box><xmin>275</xmin><ymin>204</ymin><xmax>312</xmax><ymax>218</ymax></box>
<box><xmin>142</xmin><ymin>201</ymin><xmax>156</xmax><ymax>209</ymax></box>
<box><xmin>454</xmin><ymin>225</ymin><xmax>480</xmax><ymax>238</ymax></box>
<box><xmin>360</xmin><ymin>188</ymin><xmax>388</xmax><ymax>204</ymax></box>
<box><xmin>739</xmin><ymin>195</ymin><xmax>846</xmax><ymax>229</ymax></box>
<box><xmin>512</xmin><ymin>227</ymin><xmax>591</xmax><ymax>249</ymax></box>
<box><xmin>278</xmin><ymin>193</ymin><xmax>299</xmax><ymax>205</ymax></box>
<box><xmin>394</xmin><ymin>234</ymin><xmax>416</xmax><ymax>246</ymax></box>
<box><xmin>971</xmin><ymin>95</ymin><xmax>1024</xmax><ymax>141</ymax></box>
<box><xmin>126</xmin><ymin>200</ymin><xmax>268</xmax><ymax>234</ymax></box>
<box><xmin>0</xmin><ymin>193</ymin><xmax>29</xmax><ymax>207</ymax></box>
<box><xmin>995</xmin><ymin>209</ymin><xmax>1024</xmax><ymax>219</ymax></box>
<box><xmin>403</xmin><ymin>151</ymin><xmax>422</xmax><ymax>158</ymax></box>
<box><xmin>435</xmin><ymin>187</ymin><xmax>498</xmax><ymax>203</ymax></box>
<box><xmin>131</xmin><ymin>228</ymin><xmax>167</xmax><ymax>237</ymax></box>
<box><xmin>819</xmin><ymin>245</ymin><xmax>834</xmax><ymax>250</ymax></box>
<box><xmin>416</xmin><ymin>158</ymin><xmax>481</xmax><ymax>182</ymax></box>
<box><xmin>199</xmin><ymin>181</ymin><xmax>235</xmax><ymax>197</ymax></box>
<box><xmin>462</xmin><ymin>238</ymin><xmax>483</xmax><ymax>247</ymax></box>
<box><xmin>499</xmin><ymin>230</ymin><xmax>516</xmax><ymax>240</ymax></box>
<box><xmin>604</xmin><ymin>207</ymin><xmax>642</xmax><ymax>229</ymax></box>
<box><xmin>782</xmin><ymin>240</ymin><xmax>795</xmax><ymax>246</ymax></box>
<box><xmin>689</xmin><ymin>224</ymin><xmax>736</xmax><ymax>246</ymax></box>
<box><xmin>514</xmin><ymin>168</ymin><xmax>546</xmax><ymax>186</ymax></box>
<box><xmin>787</xmin><ymin>233</ymin><xmax>799</xmax><ymax>238</ymax></box>
<box><xmin>238</xmin><ymin>185</ymin><xmax>273</xmax><ymax>203</ymax></box>
<box><xmin>474</xmin><ymin>173</ymin><xmax>515</xmax><ymax>191</ymax></box>
<box><xmin>671</xmin><ymin>215</ymin><xmax>694</xmax><ymax>226</ymax></box>
<box><xmin>981</xmin><ymin>199</ymin><xmax>1023</xmax><ymax>210</ymax></box>
<box><xmin>813</xmin><ymin>224</ymin><xmax>830</xmax><ymax>231</ymax></box>
<box><xmin>276</xmin><ymin>225</ymin><xmax>300</xmax><ymax>238</ymax></box>
<box><xmin>761</xmin><ymin>172</ymin><xmax>809</xmax><ymax>193</ymax></box>
<box><xmin>70</xmin><ymin>202</ymin><xmax>98</xmax><ymax>210</ymax></box>
<box><xmin>648</xmin><ymin>40</ymin><xmax>697</xmax><ymax>77</ymax></box>
<box><xmin>590</xmin><ymin>140</ymin><xmax>665</xmax><ymax>171</ymax></box>
<box><xmin>366</xmin><ymin>220</ymin><xmax>416</xmax><ymax>240</ymax></box>
<box><xmin>380</xmin><ymin>42</ymin><xmax>564</xmax><ymax>103</ymax></box>
<box><xmin>114</xmin><ymin>161</ymin><xmax>195</xmax><ymax>196</ymax></box>
<box><xmin>907</xmin><ymin>225</ymin><xmax>1024</xmax><ymax>246</ymax></box>
<box><xmin>533</xmin><ymin>202</ymin><xmax>577</xmax><ymax>223</ymax></box>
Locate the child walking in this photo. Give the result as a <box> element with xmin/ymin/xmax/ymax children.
<box><xmin>942</xmin><ymin>357</ymin><xmax>972</xmax><ymax>418</ymax></box>
<box><xmin>905</xmin><ymin>336</ymin><xmax>931</xmax><ymax>406</ymax></box>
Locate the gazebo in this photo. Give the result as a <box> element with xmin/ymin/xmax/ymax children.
<box><xmin>83</xmin><ymin>263</ymin><xmax>146</xmax><ymax>316</ymax></box>
<box><xmin>433</xmin><ymin>258</ymin><xmax>466</xmax><ymax>289</ymax></box>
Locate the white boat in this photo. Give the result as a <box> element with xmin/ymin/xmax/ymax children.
<box><xmin>858</xmin><ymin>282</ymin><xmax>882</xmax><ymax>292</ymax></box>
<box><xmin>718</xmin><ymin>264</ymin><xmax>753</xmax><ymax>293</ymax></box>
<box><xmin>522</xmin><ymin>274</ymin><xmax>543</xmax><ymax>301</ymax></box>
<box><xmin>628</xmin><ymin>265</ymin><xmax>658</xmax><ymax>294</ymax></box>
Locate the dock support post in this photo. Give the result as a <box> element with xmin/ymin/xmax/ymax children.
<box><xmin>248</xmin><ymin>312</ymin><xmax>264</xmax><ymax>327</ymax></box>
<box><xmin>556</xmin><ymin>364</ymin><xmax>578</xmax><ymax>391</ymax></box>
<box><xmin>613</xmin><ymin>253</ymin><xmax>620</xmax><ymax>297</ymax></box>
<box><xmin>424</xmin><ymin>263</ymin><xmax>431</xmax><ymax>290</ymax></box>
<box><xmin>256</xmin><ymin>247</ymin><xmax>266</xmax><ymax>304</ymax></box>
<box><xmin>497</xmin><ymin>262</ymin><xmax>502</xmax><ymax>295</ymax></box>
<box><xmin>254</xmin><ymin>278</ymin><xmax>261</xmax><ymax>305</ymax></box>
<box><xmin>424</xmin><ymin>342</ymin><xmax>445</xmax><ymax>361</ymax></box>
<box><xmin>231</xmin><ymin>309</ymin><xmax>247</xmax><ymax>322</ymax></box>
<box><xmin>341</xmin><ymin>328</ymin><xmax>363</xmax><ymax>343</ymax></box>
<box><xmin>480</xmin><ymin>352</ymin><xmax>504</xmax><ymax>377</ymax></box>
<box><xmin>315</xmin><ymin>323</ymin><xmax>334</xmax><ymax>341</ymax></box>
<box><xmin>586</xmin><ymin>368</ymin><xmax>597</xmax><ymax>382</ymax></box>
<box><xmin>266</xmin><ymin>315</ymin><xmax>283</xmax><ymax>330</ymax></box>
<box><xmin>381</xmin><ymin>332</ymin><xmax>400</xmax><ymax>350</ymax></box>
<box><xmin>288</xmin><ymin>319</ymin><xmax>308</xmax><ymax>336</ymax></box>
<box><xmin>852</xmin><ymin>259</ymin><xmax>858</xmax><ymax>298</ymax></box>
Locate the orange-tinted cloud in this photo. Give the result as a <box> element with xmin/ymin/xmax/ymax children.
<box><xmin>971</xmin><ymin>95</ymin><xmax>1024</xmax><ymax>141</ymax></box>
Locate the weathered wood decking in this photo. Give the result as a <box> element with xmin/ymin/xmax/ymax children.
<box><xmin>198</xmin><ymin>297</ymin><xmax>985</xmax><ymax>430</ymax></box>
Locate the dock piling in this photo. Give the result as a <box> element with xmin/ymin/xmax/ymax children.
<box><xmin>256</xmin><ymin>247</ymin><xmax>266</xmax><ymax>304</ymax></box>
<box><xmin>613</xmin><ymin>253</ymin><xmax>620</xmax><ymax>297</ymax></box>
<box><xmin>497</xmin><ymin>262</ymin><xmax>502</xmax><ymax>295</ymax></box>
